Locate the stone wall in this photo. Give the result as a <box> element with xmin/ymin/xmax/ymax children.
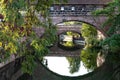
<box><xmin>0</xmin><ymin>57</ymin><xmax>23</xmax><ymax>80</ymax></box>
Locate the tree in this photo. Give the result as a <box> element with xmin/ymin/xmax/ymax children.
<box><xmin>0</xmin><ymin>0</ymin><xmax>67</xmax><ymax>74</ymax></box>
<box><xmin>93</xmin><ymin>0</ymin><xmax>120</xmax><ymax>53</ymax></box>
<box><xmin>80</xmin><ymin>23</ymin><xmax>100</xmax><ymax>70</ymax></box>
<box><xmin>81</xmin><ymin>23</ymin><xmax>97</xmax><ymax>38</ymax></box>
<box><xmin>80</xmin><ymin>46</ymin><xmax>98</xmax><ymax>70</ymax></box>
<box><xmin>100</xmin><ymin>34</ymin><xmax>120</xmax><ymax>53</ymax></box>
<box><xmin>66</xmin><ymin>56</ymin><xmax>81</xmax><ymax>74</ymax></box>
<box><xmin>93</xmin><ymin>0</ymin><xmax>120</xmax><ymax>36</ymax></box>
<box><xmin>81</xmin><ymin>23</ymin><xmax>98</xmax><ymax>47</ymax></box>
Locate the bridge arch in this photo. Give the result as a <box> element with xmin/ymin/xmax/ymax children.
<box><xmin>51</xmin><ymin>16</ymin><xmax>107</xmax><ymax>37</ymax></box>
<box><xmin>0</xmin><ymin>53</ymin><xmax>118</xmax><ymax>80</ymax></box>
<box><xmin>35</xmin><ymin>61</ymin><xmax>114</xmax><ymax>80</ymax></box>
<box><xmin>14</xmin><ymin>59</ymin><xmax>114</xmax><ymax>80</ymax></box>
<box><xmin>56</xmin><ymin>20</ymin><xmax>96</xmax><ymax>27</ymax></box>
<box><xmin>56</xmin><ymin>27</ymin><xmax>82</xmax><ymax>35</ymax></box>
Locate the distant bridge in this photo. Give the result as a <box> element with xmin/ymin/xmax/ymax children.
<box><xmin>57</xmin><ymin>25</ymin><xmax>82</xmax><ymax>34</ymax></box>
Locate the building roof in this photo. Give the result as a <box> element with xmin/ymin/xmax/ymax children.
<box><xmin>61</xmin><ymin>0</ymin><xmax>113</xmax><ymax>5</ymax></box>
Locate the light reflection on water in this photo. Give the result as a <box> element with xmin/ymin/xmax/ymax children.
<box><xmin>43</xmin><ymin>56</ymin><xmax>91</xmax><ymax>76</ymax></box>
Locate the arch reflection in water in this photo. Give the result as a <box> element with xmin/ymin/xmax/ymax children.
<box><xmin>42</xmin><ymin>56</ymin><xmax>91</xmax><ymax>76</ymax></box>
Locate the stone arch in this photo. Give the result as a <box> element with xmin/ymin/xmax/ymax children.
<box><xmin>57</xmin><ymin>29</ymin><xmax>81</xmax><ymax>35</ymax></box>
<box><xmin>57</xmin><ymin>20</ymin><xmax>103</xmax><ymax>34</ymax></box>
<box><xmin>32</xmin><ymin>59</ymin><xmax>114</xmax><ymax>80</ymax></box>
<box><xmin>34</xmin><ymin>16</ymin><xmax>107</xmax><ymax>38</ymax></box>
<box><xmin>51</xmin><ymin>16</ymin><xmax>107</xmax><ymax>37</ymax></box>
<box><xmin>0</xmin><ymin>54</ymin><xmax>117</xmax><ymax>80</ymax></box>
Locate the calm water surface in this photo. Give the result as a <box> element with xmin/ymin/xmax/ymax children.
<box><xmin>42</xmin><ymin>56</ymin><xmax>92</xmax><ymax>76</ymax></box>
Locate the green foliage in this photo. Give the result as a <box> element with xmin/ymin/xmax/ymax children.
<box><xmin>66</xmin><ymin>56</ymin><xmax>81</xmax><ymax>74</ymax></box>
<box><xmin>63</xmin><ymin>41</ymin><xmax>74</xmax><ymax>47</ymax></box>
<box><xmin>93</xmin><ymin>0</ymin><xmax>120</xmax><ymax>36</ymax></box>
<box><xmin>61</xmin><ymin>31</ymin><xmax>81</xmax><ymax>47</ymax></box>
<box><xmin>80</xmin><ymin>23</ymin><xmax>100</xmax><ymax>70</ymax></box>
<box><xmin>0</xmin><ymin>0</ymin><xmax>66</xmax><ymax>74</ymax></box>
<box><xmin>100</xmin><ymin>34</ymin><xmax>120</xmax><ymax>53</ymax></box>
<box><xmin>66</xmin><ymin>31</ymin><xmax>72</xmax><ymax>36</ymax></box>
<box><xmin>81</xmin><ymin>23</ymin><xmax>97</xmax><ymax>38</ymax></box>
<box><xmin>21</xmin><ymin>55</ymin><xmax>36</xmax><ymax>75</ymax></box>
<box><xmin>66</xmin><ymin>31</ymin><xmax>80</xmax><ymax>37</ymax></box>
<box><xmin>64</xmin><ymin>21</ymin><xmax>82</xmax><ymax>25</ymax></box>
<box><xmin>93</xmin><ymin>0</ymin><xmax>120</xmax><ymax>54</ymax></box>
<box><xmin>80</xmin><ymin>46</ymin><xmax>98</xmax><ymax>70</ymax></box>
<box><xmin>81</xmin><ymin>23</ymin><xmax>98</xmax><ymax>46</ymax></box>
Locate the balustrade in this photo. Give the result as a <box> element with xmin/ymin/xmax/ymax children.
<box><xmin>49</xmin><ymin>5</ymin><xmax>104</xmax><ymax>16</ymax></box>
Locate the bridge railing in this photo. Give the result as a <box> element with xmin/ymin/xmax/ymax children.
<box><xmin>49</xmin><ymin>4</ymin><xmax>104</xmax><ymax>17</ymax></box>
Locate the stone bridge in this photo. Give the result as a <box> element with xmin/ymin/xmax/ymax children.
<box><xmin>51</xmin><ymin>16</ymin><xmax>107</xmax><ymax>35</ymax></box>
<box><xmin>33</xmin><ymin>25</ymin><xmax>82</xmax><ymax>37</ymax></box>
<box><xmin>0</xmin><ymin>0</ymin><xmax>115</xmax><ymax>80</ymax></box>
<box><xmin>57</xmin><ymin>25</ymin><xmax>81</xmax><ymax>34</ymax></box>
<box><xmin>47</xmin><ymin>0</ymin><xmax>110</xmax><ymax>36</ymax></box>
<box><xmin>36</xmin><ymin>0</ymin><xmax>110</xmax><ymax>37</ymax></box>
<box><xmin>48</xmin><ymin>43</ymin><xmax>83</xmax><ymax>57</ymax></box>
<box><xmin>47</xmin><ymin>25</ymin><xmax>83</xmax><ymax>56</ymax></box>
<box><xmin>33</xmin><ymin>2</ymin><xmax>109</xmax><ymax>56</ymax></box>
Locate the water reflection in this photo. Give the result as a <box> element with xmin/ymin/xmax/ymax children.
<box><xmin>66</xmin><ymin>56</ymin><xmax>81</xmax><ymax>74</ymax></box>
<box><xmin>42</xmin><ymin>56</ymin><xmax>91</xmax><ymax>76</ymax></box>
<box><xmin>42</xmin><ymin>46</ymin><xmax>106</xmax><ymax>76</ymax></box>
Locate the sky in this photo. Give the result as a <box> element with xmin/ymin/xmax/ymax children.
<box><xmin>44</xmin><ymin>56</ymin><xmax>89</xmax><ymax>76</ymax></box>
